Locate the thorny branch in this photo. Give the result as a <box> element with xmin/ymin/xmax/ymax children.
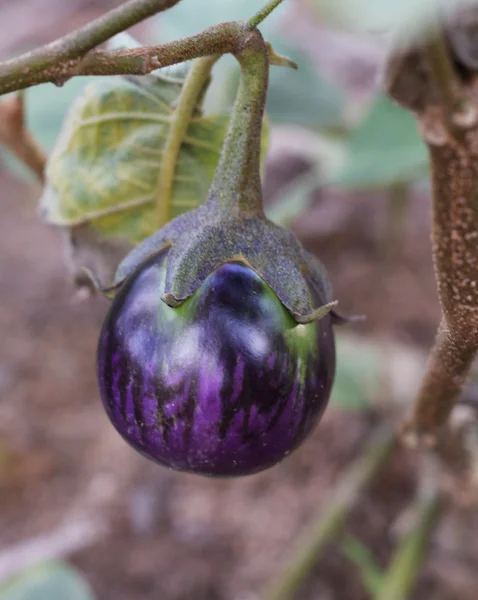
<box><xmin>384</xmin><ymin>9</ymin><xmax>478</xmax><ymax>475</ymax></box>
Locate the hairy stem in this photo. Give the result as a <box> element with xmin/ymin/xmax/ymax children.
<box><xmin>263</xmin><ymin>428</ymin><xmax>395</xmax><ymax>600</ymax></box>
<box><xmin>248</xmin><ymin>0</ymin><xmax>286</xmax><ymax>28</ymax></box>
<box><xmin>157</xmin><ymin>55</ymin><xmax>219</xmax><ymax>227</ymax></box>
<box><xmin>403</xmin><ymin>321</ymin><xmax>476</xmax><ymax>440</ymax></box>
<box><xmin>0</xmin><ymin>0</ymin><xmax>181</xmax><ymax>95</ymax></box>
<box><xmin>207</xmin><ymin>28</ymin><xmax>268</xmax><ymax>216</ymax></box>
<box><xmin>384</xmin><ymin>9</ymin><xmax>478</xmax><ymax>442</ymax></box>
<box><xmin>376</xmin><ymin>492</ymin><xmax>443</xmax><ymax>600</ymax></box>
<box><xmin>402</xmin><ymin>123</ymin><xmax>478</xmax><ymax>438</ymax></box>
<box><xmin>423</xmin><ymin>11</ymin><xmax>462</xmax><ymax>128</ymax></box>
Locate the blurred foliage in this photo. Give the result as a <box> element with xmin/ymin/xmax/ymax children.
<box><xmin>154</xmin><ymin>0</ymin><xmax>346</xmax><ymax>127</ymax></box>
<box><xmin>24</xmin><ymin>79</ymin><xmax>97</xmax><ymax>153</ymax></box>
<box><xmin>330</xmin><ymin>334</ymin><xmax>383</xmax><ymax>410</ymax></box>
<box><xmin>40</xmin><ymin>69</ymin><xmax>266</xmax><ymax>244</ymax></box>
<box><xmin>266</xmin><ymin>41</ymin><xmax>345</xmax><ymax>127</ymax></box>
<box><xmin>0</xmin><ymin>78</ymin><xmax>97</xmax><ymax>181</ymax></box>
<box><xmin>267</xmin><ymin>170</ymin><xmax>320</xmax><ymax>226</ymax></box>
<box><xmin>266</xmin><ymin>133</ymin><xmax>345</xmax><ymax>225</ymax></box>
<box><xmin>0</xmin><ymin>563</ymin><xmax>94</xmax><ymax>600</ymax></box>
<box><xmin>341</xmin><ymin>534</ymin><xmax>384</xmax><ymax>596</ymax></box>
<box><xmin>331</xmin><ymin>94</ymin><xmax>428</xmax><ymax>189</ymax></box>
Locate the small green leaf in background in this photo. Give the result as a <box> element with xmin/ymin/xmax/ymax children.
<box><xmin>266</xmin><ymin>133</ymin><xmax>345</xmax><ymax>226</ymax></box>
<box><xmin>331</xmin><ymin>334</ymin><xmax>383</xmax><ymax>410</ymax></box>
<box><xmin>0</xmin><ymin>78</ymin><xmax>98</xmax><ymax>181</ymax></box>
<box><xmin>0</xmin><ymin>562</ymin><xmax>94</xmax><ymax>600</ymax></box>
<box><xmin>40</xmin><ymin>73</ymin><xmax>268</xmax><ymax>245</ymax></box>
<box><xmin>331</xmin><ymin>94</ymin><xmax>428</xmax><ymax>189</ymax></box>
<box><xmin>267</xmin><ymin>170</ymin><xmax>320</xmax><ymax>226</ymax></box>
<box><xmin>340</xmin><ymin>534</ymin><xmax>384</xmax><ymax>596</ymax></box>
<box><xmin>25</xmin><ymin>79</ymin><xmax>97</xmax><ymax>152</ymax></box>
<box><xmin>266</xmin><ymin>42</ymin><xmax>346</xmax><ymax>128</ymax></box>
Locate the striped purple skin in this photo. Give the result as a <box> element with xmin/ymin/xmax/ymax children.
<box><xmin>97</xmin><ymin>249</ymin><xmax>335</xmax><ymax>476</ymax></box>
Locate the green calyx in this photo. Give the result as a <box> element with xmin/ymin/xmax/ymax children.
<box><xmin>102</xmin><ymin>25</ymin><xmax>338</xmax><ymax>325</ymax></box>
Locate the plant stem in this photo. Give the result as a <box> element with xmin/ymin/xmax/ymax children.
<box><xmin>263</xmin><ymin>428</ymin><xmax>395</xmax><ymax>600</ymax></box>
<box><xmin>157</xmin><ymin>55</ymin><xmax>219</xmax><ymax>227</ymax></box>
<box><xmin>247</xmin><ymin>0</ymin><xmax>286</xmax><ymax>29</ymax></box>
<box><xmin>376</xmin><ymin>491</ymin><xmax>443</xmax><ymax>600</ymax></box>
<box><xmin>403</xmin><ymin>322</ymin><xmax>477</xmax><ymax>440</ymax></box>
<box><xmin>423</xmin><ymin>10</ymin><xmax>462</xmax><ymax>128</ymax></box>
<box><xmin>385</xmin><ymin>8</ymin><xmax>478</xmax><ymax>442</ymax></box>
<box><xmin>206</xmin><ymin>28</ymin><xmax>268</xmax><ymax>216</ymax></box>
<box><xmin>0</xmin><ymin>93</ymin><xmax>46</xmax><ymax>182</ymax></box>
<box><xmin>0</xmin><ymin>0</ymin><xmax>181</xmax><ymax>95</ymax></box>
<box><xmin>402</xmin><ymin>121</ymin><xmax>478</xmax><ymax>439</ymax></box>
<box><xmin>384</xmin><ymin>182</ymin><xmax>408</xmax><ymax>265</ymax></box>
<box><xmin>0</xmin><ymin>0</ymin><xmax>288</xmax><ymax>96</ymax></box>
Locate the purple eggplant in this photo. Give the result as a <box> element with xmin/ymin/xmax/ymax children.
<box><xmin>97</xmin><ymin>248</ymin><xmax>335</xmax><ymax>476</ymax></box>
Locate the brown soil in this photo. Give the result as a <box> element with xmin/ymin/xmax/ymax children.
<box><xmin>1</xmin><ymin>157</ymin><xmax>476</xmax><ymax>600</ymax></box>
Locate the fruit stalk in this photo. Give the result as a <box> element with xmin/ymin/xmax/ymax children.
<box><xmin>206</xmin><ymin>27</ymin><xmax>269</xmax><ymax>216</ymax></box>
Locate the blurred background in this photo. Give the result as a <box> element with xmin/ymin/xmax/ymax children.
<box><xmin>1</xmin><ymin>0</ymin><xmax>477</xmax><ymax>599</ymax></box>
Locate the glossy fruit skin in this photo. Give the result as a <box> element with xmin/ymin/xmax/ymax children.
<box><xmin>97</xmin><ymin>249</ymin><xmax>335</xmax><ymax>476</ymax></box>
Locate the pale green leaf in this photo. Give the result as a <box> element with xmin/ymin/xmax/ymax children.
<box><xmin>267</xmin><ymin>133</ymin><xmax>345</xmax><ymax>225</ymax></box>
<box><xmin>266</xmin><ymin>171</ymin><xmax>319</xmax><ymax>226</ymax></box>
<box><xmin>331</xmin><ymin>334</ymin><xmax>383</xmax><ymax>410</ymax></box>
<box><xmin>1</xmin><ymin>77</ymin><xmax>98</xmax><ymax>182</ymax></box>
<box><xmin>41</xmin><ymin>73</ymin><xmax>269</xmax><ymax>245</ymax></box>
<box><xmin>0</xmin><ymin>562</ymin><xmax>94</xmax><ymax>600</ymax></box>
<box><xmin>26</xmin><ymin>78</ymin><xmax>97</xmax><ymax>151</ymax></box>
<box><xmin>331</xmin><ymin>94</ymin><xmax>428</xmax><ymax>189</ymax></box>
<box><xmin>266</xmin><ymin>42</ymin><xmax>346</xmax><ymax>127</ymax></box>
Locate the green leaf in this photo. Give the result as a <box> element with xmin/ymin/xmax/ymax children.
<box><xmin>266</xmin><ymin>42</ymin><xmax>346</xmax><ymax>127</ymax></box>
<box><xmin>0</xmin><ymin>77</ymin><xmax>98</xmax><ymax>182</ymax></box>
<box><xmin>0</xmin><ymin>32</ymin><xmax>154</xmax><ymax>181</ymax></box>
<box><xmin>266</xmin><ymin>134</ymin><xmax>345</xmax><ymax>225</ymax></box>
<box><xmin>41</xmin><ymin>73</ymin><xmax>269</xmax><ymax>246</ymax></box>
<box><xmin>25</xmin><ymin>79</ymin><xmax>98</xmax><ymax>152</ymax></box>
<box><xmin>0</xmin><ymin>563</ymin><xmax>94</xmax><ymax>600</ymax></box>
<box><xmin>331</xmin><ymin>94</ymin><xmax>428</xmax><ymax>188</ymax></box>
<box><xmin>331</xmin><ymin>334</ymin><xmax>383</xmax><ymax>410</ymax></box>
<box><xmin>267</xmin><ymin>171</ymin><xmax>319</xmax><ymax>226</ymax></box>
<box><xmin>340</xmin><ymin>534</ymin><xmax>384</xmax><ymax>596</ymax></box>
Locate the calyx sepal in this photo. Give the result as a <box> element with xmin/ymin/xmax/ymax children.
<box><xmin>108</xmin><ymin>205</ymin><xmax>337</xmax><ymax>324</ymax></box>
